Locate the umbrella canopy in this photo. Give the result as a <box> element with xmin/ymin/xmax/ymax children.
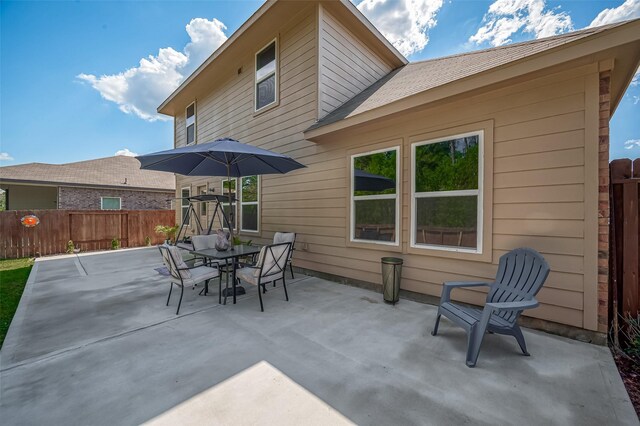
<box><xmin>136</xmin><ymin>138</ymin><xmax>305</xmax><ymax>177</ymax></box>
<box><xmin>354</xmin><ymin>169</ymin><xmax>395</xmax><ymax>192</ymax></box>
<box><xmin>137</xmin><ymin>138</ymin><xmax>305</xmax><ymax>245</ymax></box>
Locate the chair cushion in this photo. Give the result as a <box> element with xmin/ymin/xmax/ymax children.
<box><xmin>192</xmin><ymin>234</ymin><xmax>217</xmax><ymax>251</ymax></box>
<box><xmin>236</xmin><ymin>267</ymin><xmax>260</xmax><ymax>286</ymax></box>
<box><xmin>273</xmin><ymin>232</ymin><xmax>295</xmax><ymax>245</ymax></box>
<box><xmin>166</xmin><ymin>245</ymin><xmax>192</xmax><ymax>279</ymax></box>
<box><xmin>185</xmin><ymin>265</ymin><xmax>219</xmax><ymax>284</ymax></box>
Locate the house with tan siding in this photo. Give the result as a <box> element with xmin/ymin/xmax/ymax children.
<box><xmin>156</xmin><ymin>0</ymin><xmax>640</xmax><ymax>340</ymax></box>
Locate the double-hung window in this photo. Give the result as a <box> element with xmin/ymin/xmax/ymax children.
<box><xmin>222</xmin><ymin>179</ymin><xmax>238</xmax><ymax>231</ymax></box>
<box><xmin>181</xmin><ymin>187</ymin><xmax>191</xmax><ymax>225</ymax></box>
<box><xmin>411</xmin><ymin>131</ymin><xmax>483</xmax><ymax>252</ymax></box>
<box><xmin>101</xmin><ymin>197</ymin><xmax>121</xmax><ymax>210</ymax></box>
<box><xmin>240</xmin><ymin>176</ymin><xmax>259</xmax><ymax>232</ymax></box>
<box><xmin>350</xmin><ymin>147</ymin><xmax>399</xmax><ymax>245</ymax></box>
<box><xmin>186</xmin><ymin>102</ymin><xmax>196</xmax><ymax>145</ymax></box>
<box><xmin>255</xmin><ymin>40</ymin><xmax>277</xmax><ymax>111</ymax></box>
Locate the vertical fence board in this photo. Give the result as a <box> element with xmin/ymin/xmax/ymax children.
<box><xmin>610</xmin><ymin>159</ymin><xmax>640</xmax><ymax>329</ymax></box>
<box><xmin>0</xmin><ymin>210</ymin><xmax>174</xmax><ymax>259</ymax></box>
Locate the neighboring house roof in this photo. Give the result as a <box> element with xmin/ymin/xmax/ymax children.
<box><xmin>305</xmin><ymin>19</ymin><xmax>640</xmax><ymax>138</ymax></box>
<box><xmin>0</xmin><ymin>156</ymin><xmax>175</xmax><ymax>191</ymax></box>
<box><xmin>157</xmin><ymin>0</ymin><xmax>406</xmax><ymax>116</ymax></box>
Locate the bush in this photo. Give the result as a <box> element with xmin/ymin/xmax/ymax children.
<box><xmin>111</xmin><ymin>237</ymin><xmax>120</xmax><ymax>250</ymax></box>
<box><xmin>155</xmin><ymin>225</ymin><xmax>179</xmax><ymax>243</ymax></box>
<box><xmin>66</xmin><ymin>240</ymin><xmax>75</xmax><ymax>254</ymax></box>
<box><xmin>144</xmin><ymin>236</ymin><xmax>151</xmax><ymax>246</ymax></box>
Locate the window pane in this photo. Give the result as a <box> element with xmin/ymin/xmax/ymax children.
<box><xmin>223</xmin><ymin>203</ymin><xmax>237</xmax><ymax>229</ymax></box>
<box><xmin>101</xmin><ymin>197</ymin><xmax>120</xmax><ymax>210</ymax></box>
<box><xmin>187</xmin><ymin>124</ymin><xmax>195</xmax><ymax>144</ymax></box>
<box><xmin>186</xmin><ymin>104</ymin><xmax>195</xmax><ymax>118</ymax></box>
<box><xmin>353</xmin><ymin>150</ymin><xmax>396</xmax><ymax>196</ymax></box>
<box><xmin>415</xmin><ymin>136</ymin><xmax>479</xmax><ymax>192</ymax></box>
<box><xmin>415</xmin><ymin>196</ymin><xmax>477</xmax><ymax>249</ymax></box>
<box><xmin>256</xmin><ymin>74</ymin><xmax>275</xmax><ymax>109</ymax></box>
<box><xmin>222</xmin><ymin>179</ymin><xmax>236</xmax><ymax>193</ymax></box>
<box><xmin>353</xmin><ymin>199</ymin><xmax>395</xmax><ymax>242</ymax></box>
<box><xmin>242</xmin><ymin>205</ymin><xmax>258</xmax><ymax>231</ymax></box>
<box><xmin>257</xmin><ymin>42</ymin><xmax>275</xmax><ymax>72</ymax></box>
<box><xmin>198</xmin><ymin>186</ymin><xmax>207</xmax><ymax>216</ymax></box>
<box><xmin>181</xmin><ymin>189</ymin><xmax>190</xmax><ymax>206</ymax></box>
<box><xmin>241</xmin><ymin>176</ymin><xmax>258</xmax><ymax>202</ymax></box>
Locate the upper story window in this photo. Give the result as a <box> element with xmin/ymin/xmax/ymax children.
<box><xmin>240</xmin><ymin>176</ymin><xmax>259</xmax><ymax>232</ymax></box>
<box><xmin>101</xmin><ymin>197</ymin><xmax>121</xmax><ymax>210</ymax></box>
<box><xmin>255</xmin><ymin>40</ymin><xmax>277</xmax><ymax>111</ymax></box>
<box><xmin>186</xmin><ymin>102</ymin><xmax>196</xmax><ymax>145</ymax></box>
<box><xmin>411</xmin><ymin>131</ymin><xmax>483</xmax><ymax>253</ymax></box>
<box><xmin>350</xmin><ymin>147</ymin><xmax>399</xmax><ymax>246</ymax></box>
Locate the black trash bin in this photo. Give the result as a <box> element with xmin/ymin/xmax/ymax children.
<box><xmin>381</xmin><ymin>257</ymin><xmax>403</xmax><ymax>304</ymax></box>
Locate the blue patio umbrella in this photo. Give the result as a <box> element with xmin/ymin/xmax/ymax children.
<box><xmin>137</xmin><ymin>138</ymin><xmax>305</xmax><ymax>242</ymax></box>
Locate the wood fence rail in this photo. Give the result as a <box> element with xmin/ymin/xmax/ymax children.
<box><xmin>0</xmin><ymin>209</ymin><xmax>175</xmax><ymax>259</ymax></box>
<box><xmin>610</xmin><ymin>158</ymin><xmax>640</xmax><ymax>326</ymax></box>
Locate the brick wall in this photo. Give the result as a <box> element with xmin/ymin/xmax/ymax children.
<box><xmin>598</xmin><ymin>70</ymin><xmax>611</xmax><ymax>333</ymax></box>
<box><xmin>58</xmin><ymin>186</ymin><xmax>173</xmax><ymax>210</ymax></box>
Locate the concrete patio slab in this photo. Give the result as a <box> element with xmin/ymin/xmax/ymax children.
<box><xmin>0</xmin><ymin>248</ymin><xmax>636</xmax><ymax>425</ymax></box>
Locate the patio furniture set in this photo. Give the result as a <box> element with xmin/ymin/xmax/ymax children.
<box><xmin>142</xmin><ymin>138</ymin><xmax>552</xmax><ymax>367</ymax></box>
<box><xmin>159</xmin><ymin>232</ymin><xmax>296</xmax><ymax>314</ymax></box>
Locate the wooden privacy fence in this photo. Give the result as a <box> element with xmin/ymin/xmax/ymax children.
<box><xmin>0</xmin><ymin>210</ymin><xmax>175</xmax><ymax>259</ymax></box>
<box><xmin>610</xmin><ymin>158</ymin><xmax>640</xmax><ymax>325</ymax></box>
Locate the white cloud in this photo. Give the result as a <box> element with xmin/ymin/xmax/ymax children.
<box><xmin>624</xmin><ymin>139</ymin><xmax>640</xmax><ymax>150</ymax></box>
<box><xmin>355</xmin><ymin>0</ymin><xmax>444</xmax><ymax>57</ymax></box>
<box><xmin>0</xmin><ymin>152</ymin><xmax>14</xmax><ymax>162</ymax></box>
<box><xmin>632</xmin><ymin>67</ymin><xmax>640</xmax><ymax>86</ymax></box>
<box><xmin>115</xmin><ymin>148</ymin><xmax>138</xmax><ymax>157</ymax></box>
<box><xmin>590</xmin><ymin>0</ymin><xmax>640</xmax><ymax>27</ymax></box>
<box><xmin>470</xmin><ymin>0</ymin><xmax>573</xmax><ymax>47</ymax></box>
<box><xmin>78</xmin><ymin>18</ymin><xmax>227</xmax><ymax>122</ymax></box>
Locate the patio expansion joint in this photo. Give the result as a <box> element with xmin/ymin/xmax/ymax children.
<box><xmin>1</xmin><ymin>275</ymin><xmax>315</xmax><ymax>374</ymax></box>
<box><xmin>0</xmin><ymin>300</ymin><xmax>224</xmax><ymax>374</ymax></box>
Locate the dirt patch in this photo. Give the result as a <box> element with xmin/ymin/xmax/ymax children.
<box><xmin>612</xmin><ymin>348</ymin><xmax>640</xmax><ymax>417</ymax></box>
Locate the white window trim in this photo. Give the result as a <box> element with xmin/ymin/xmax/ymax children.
<box><xmin>222</xmin><ymin>178</ymin><xmax>238</xmax><ymax>231</ymax></box>
<box><xmin>410</xmin><ymin>130</ymin><xmax>484</xmax><ymax>254</ymax></box>
<box><xmin>240</xmin><ymin>175</ymin><xmax>260</xmax><ymax>233</ymax></box>
<box><xmin>100</xmin><ymin>196</ymin><xmax>121</xmax><ymax>210</ymax></box>
<box><xmin>254</xmin><ymin>38</ymin><xmax>278</xmax><ymax>113</ymax></box>
<box><xmin>350</xmin><ymin>146</ymin><xmax>400</xmax><ymax>247</ymax></box>
<box><xmin>181</xmin><ymin>187</ymin><xmax>191</xmax><ymax>227</ymax></box>
<box><xmin>186</xmin><ymin>101</ymin><xmax>196</xmax><ymax>145</ymax></box>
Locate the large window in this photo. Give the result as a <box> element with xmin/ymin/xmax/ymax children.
<box><xmin>351</xmin><ymin>147</ymin><xmax>399</xmax><ymax>245</ymax></box>
<box><xmin>240</xmin><ymin>176</ymin><xmax>259</xmax><ymax>232</ymax></box>
<box><xmin>181</xmin><ymin>187</ymin><xmax>190</xmax><ymax>225</ymax></box>
<box><xmin>186</xmin><ymin>102</ymin><xmax>196</xmax><ymax>145</ymax></box>
<box><xmin>255</xmin><ymin>40</ymin><xmax>277</xmax><ymax>111</ymax></box>
<box><xmin>411</xmin><ymin>131</ymin><xmax>482</xmax><ymax>252</ymax></box>
<box><xmin>222</xmin><ymin>179</ymin><xmax>238</xmax><ymax>230</ymax></box>
<box><xmin>101</xmin><ymin>197</ymin><xmax>121</xmax><ymax>210</ymax></box>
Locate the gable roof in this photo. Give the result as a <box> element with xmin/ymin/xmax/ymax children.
<box><xmin>0</xmin><ymin>156</ymin><xmax>175</xmax><ymax>191</ymax></box>
<box><xmin>157</xmin><ymin>0</ymin><xmax>406</xmax><ymax>117</ymax></box>
<box><xmin>305</xmin><ymin>19</ymin><xmax>640</xmax><ymax>138</ymax></box>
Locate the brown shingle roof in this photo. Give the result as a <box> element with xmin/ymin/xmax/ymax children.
<box><xmin>0</xmin><ymin>156</ymin><xmax>175</xmax><ymax>191</ymax></box>
<box><xmin>306</xmin><ymin>21</ymin><xmax>629</xmax><ymax>132</ymax></box>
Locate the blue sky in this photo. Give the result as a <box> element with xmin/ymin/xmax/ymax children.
<box><xmin>1</xmin><ymin>0</ymin><xmax>638</xmax><ymax>166</ymax></box>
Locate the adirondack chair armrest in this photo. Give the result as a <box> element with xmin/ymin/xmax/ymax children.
<box><xmin>485</xmin><ymin>298</ymin><xmax>539</xmax><ymax>312</ymax></box>
<box><xmin>441</xmin><ymin>281</ymin><xmax>491</xmax><ymax>303</ymax></box>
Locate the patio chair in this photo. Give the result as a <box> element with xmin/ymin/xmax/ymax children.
<box><xmin>158</xmin><ymin>244</ymin><xmax>220</xmax><ymax>314</ymax></box>
<box><xmin>431</xmin><ymin>247</ymin><xmax>550</xmax><ymax>367</ymax></box>
<box><xmin>273</xmin><ymin>232</ymin><xmax>296</xmax><ymax>280</ymax></box>
<box><xmin>236</xmin><ymin>242</ymin><xmax>292</xmax><ymax>312</ymax></box>
<box><xmin>191</xmin><ymin>234</ymin><xmax>229</xmax><ymax>288</ymax></box>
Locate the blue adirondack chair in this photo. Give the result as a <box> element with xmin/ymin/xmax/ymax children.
<box><xmin>431</xmin><ymin>248</ymin><xmax>550</xmax><ymax>367</ymax></box>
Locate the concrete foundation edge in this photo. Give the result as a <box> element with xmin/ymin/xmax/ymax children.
<box><xmin>294</xmin><ymin>266</ymin><xmax>608</xmax><ymax>346</ymax></box>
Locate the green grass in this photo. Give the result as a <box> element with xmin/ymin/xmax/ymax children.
<box><xmin>0</xmin><ymin>258</ymin><xmax>33</xmax><ymax>348</ymax></box>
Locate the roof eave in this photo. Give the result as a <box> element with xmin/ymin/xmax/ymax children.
<box><xmin>304</xmin><ymin>19</ymin><xmax>640</xmax><ymax>141</ymax></box>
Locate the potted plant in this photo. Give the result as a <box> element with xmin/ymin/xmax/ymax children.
<box><xmin>155</xmin><ymin>224</ymin><xmax>179</xmax><ymax>244</ymax></box>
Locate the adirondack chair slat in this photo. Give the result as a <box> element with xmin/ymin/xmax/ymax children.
<box><xmin>431</xmin><ymin>247</ymin><xmax>550</xmax><ymax>367</ymax></box>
